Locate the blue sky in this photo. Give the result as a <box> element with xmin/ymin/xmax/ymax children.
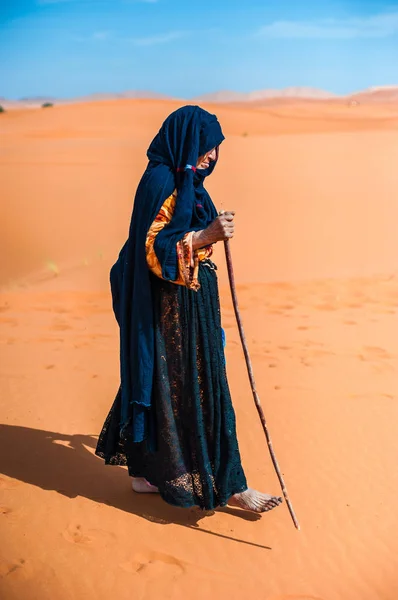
<box><xmin>1</xmin><ymin>0</ymin><xmax>398</xmax><ymax>98</ymax></box>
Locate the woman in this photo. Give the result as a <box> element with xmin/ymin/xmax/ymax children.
<box><xmin>96</xmin><ymin>106</ymin><xmax>282</xmax><ymax>513</ymax></box>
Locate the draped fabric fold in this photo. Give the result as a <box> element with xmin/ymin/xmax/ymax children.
<box><xmin>145</xmin><ymin>192</ymin><xmax>213</xmax><ymax>291</ymax></box>
<box><xmin>109</xmin><ymin>106</ymin><xmax>225</xmax><ymax>443</ymax></box>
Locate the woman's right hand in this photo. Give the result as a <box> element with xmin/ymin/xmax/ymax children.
<box><xmin>205</xmin><ymin>211</ymin><xmax>235</xmax><ymax>243</ymax></box>
<box><xmin>192</xmin><ymin>211</ymin><xmax>235</xmax><ymax>250</ymax></box>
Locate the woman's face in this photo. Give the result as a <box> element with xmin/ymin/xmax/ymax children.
<box><xmin>196</xmin><ymin>147</ymin><xmax>217</xmax><ymax>170</ymax></box>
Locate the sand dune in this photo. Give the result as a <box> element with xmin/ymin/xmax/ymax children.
<box><xmin>194</xmin><ymin>87</ymin><xmax>338</xmax><ymax>103</ymax></box>
<box><xmin>1</xmin><ymin>99</ymin><xmax>398</xmax><ymax>600</ymax></box>
<box><xmin>2</xmin><ymin>84</ymin><xmax>398</xmax><ymax>111</ymax></box>
<box><xmin>350</xmin><ymin>85</ymin><xmax>398</xmax><ymax>103</ymax></box>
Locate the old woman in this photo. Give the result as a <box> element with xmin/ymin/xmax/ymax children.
<box><xmin>96</xmin><ymin>105</ymin><xmax>282</xmax><ymax>513</ymax></box>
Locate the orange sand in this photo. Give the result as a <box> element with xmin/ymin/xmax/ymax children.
<box><xmin>1</xmin><ymin>99</ymin><xmax>398</xmax><ymax>600</ymax></box>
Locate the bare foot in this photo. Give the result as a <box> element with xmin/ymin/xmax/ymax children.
<box><xmin>131</xmin><ymin>477</ymin><xmax>159</xmax><ymax>494</ymax></box>
<box><xmin>228</xmin><ymin>488</ymin><xmax>283</xmax><ymax>513</ymax></box>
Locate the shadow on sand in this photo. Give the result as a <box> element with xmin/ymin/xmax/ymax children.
<box><xmin>0</xmin><ymin>424</ymin><xmax>271</xmax><ymax>550</ymax></box>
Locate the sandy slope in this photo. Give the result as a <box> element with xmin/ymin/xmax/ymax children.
<box><xmin>1</xmin><ymin>99</ymin><xmax>398</xmax><ymax>600</ymax></box>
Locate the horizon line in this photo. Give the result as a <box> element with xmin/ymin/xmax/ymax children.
<box><xmin>2</xmin><ymin>83</ymin><xmax>398</xmax><ymax>103</ymax></box>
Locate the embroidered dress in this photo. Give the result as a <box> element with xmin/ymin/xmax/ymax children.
<box><xmin>96</xmin><ymin>190</ymin><xmax>248</xmax><ymax>509</ymax></box>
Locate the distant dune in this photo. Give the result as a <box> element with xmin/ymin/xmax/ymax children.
<box><xmin>19</xmin><ymin>95</ymin><xmax>58</xmax><ymax>103</ymax></box>
<box><xmin>194</xmin><ymin>87</ymin><xmax>338</xmax><ymax>103</ymax></box>
<box><xmin>1</xmin><ymin>85</ymin><xmax>398</xmax><ymax>110</ymax></box>
<box><xmin>349</xmin><ymin>85</ymin><xmax>398</xmax><ymax>103</ymax></box>
<box><xmin>75</xmin><ymin>90</ymin><xmax>173</xmax><ymax>102</ymax></box>
<box><xmin>192</xmin><ymin>90</ymin><xmax>253</xmax><ymax>103</ymax></box>
<box><xmin>194</xmin><ymin>86</ymin><xmax>398</xmax><ymax>104</ymax></box>
<box><xmin>0</xmin><ymin>90</ymin><xmax>173</xmax><ymax>109</ymax></box>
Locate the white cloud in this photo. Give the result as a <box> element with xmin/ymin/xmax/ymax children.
<box><xmin>257</xmin><ymin>12</ymin><xmax>398</xmax><ymax>40</ymax></box>
<box><xmin>74</xmin><ymin>27</ymin><xmax>192</xmax><ymax>45</ymax></box>
<box><xmin>129</xmin><ymin>30</ymin><xmax>189</xmax><ymax>46</ymax></box>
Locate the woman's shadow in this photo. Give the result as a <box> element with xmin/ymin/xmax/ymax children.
<box><xmin>0</xmin><ymin>424</ymin><xmax>270</xmax><ymax>549</ymax></box>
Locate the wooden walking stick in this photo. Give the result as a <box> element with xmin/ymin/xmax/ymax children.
<box><xmin>224</xmin><ymin>239</ymin><xmax>300</xmax><ymax>530</ymax></box>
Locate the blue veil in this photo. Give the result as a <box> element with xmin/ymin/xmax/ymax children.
<box><xmin>110</xmin><ymin>105</ymin><xmax>225</xmax><ymax>443</ymax></box>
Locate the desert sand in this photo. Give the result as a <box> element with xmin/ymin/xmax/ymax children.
<box><xmin>1</xmin><ymin>98</ymin><xmax>398</xmax><ymax>600</ymax></box>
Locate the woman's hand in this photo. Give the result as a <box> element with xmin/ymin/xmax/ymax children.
<box><xmin>192</xmin><ymin>211</ymin><xmax>235</xmax><ymax>250</ymax></box>
<box><xmin>207</xmin><ymin>211</ymin><xmax>235</xmax><ymax>242</ymax></box>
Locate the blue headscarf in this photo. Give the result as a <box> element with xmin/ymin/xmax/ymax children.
<box><xmin>110</xmin><ymin>105</ymin><xmax>225</xmax><ymax>443</ymax></box>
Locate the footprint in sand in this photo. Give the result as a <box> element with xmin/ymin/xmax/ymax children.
<box><xmin>38</xmin><ymin>337</ymin><xmax>65</xmax><ymax>344</ymax></box>
<box><xmin>62</xmin><ymin>524</ymin><xmax>116</xmax><ymax>546</ymax></box>
<box><xmin>0</xmin><ymin>558</ymin><xmax>27</xmax><ymax>579</ymax></box>
<box><xmin>0</xmin><ymin>317</ymin><xmax>18</xmax><ymax>327</ymax></box>
<box><xmin>361</xmin><ymin>346</ymin><xmax>393</xmax><ymax>360</ymax></box>
<box><xmin>63</xmin><ymin>524</ymin><xmax>92</xmax><ymax>545</ymax></box>
<box><xmin>357</xmin><ymin>346</ymin><xmax>395</xmax><ymax>374</ymax></box>
<box><xmin>0</xmin><ymin>506</ymin><xmax>13</xmax><ymax>516</ymax></box>
<box><xmin>277</xmin><ymin>304</ymin><xmax>295</xmax><ymax>311</ymax></box>
<box><xmin>119</xmin><ymin>550</ymin><xmax>186</xmax><ymax>577</ymax></box>
<box><xmin>372</xmin><ymin>307</ymin><xmax>396</xmax><ymax>315</ymax></box>
<box><xmin>300</xmin><ymin>357</ymin><xmax>312</xmax><ymax>367</ymax></box>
